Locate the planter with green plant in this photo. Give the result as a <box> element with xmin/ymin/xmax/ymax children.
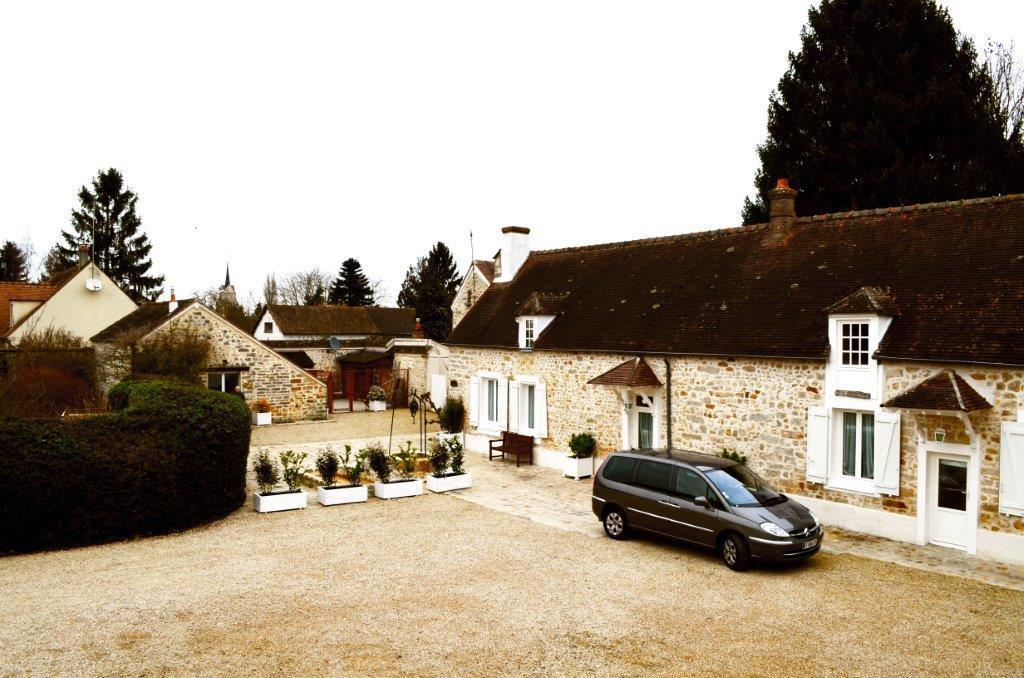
<box><xmin>252</xmin><ymin>398</ymin><xmax>273</xmax><ymax>426</ymax></box>
<box><xmin>315</xmin><ymin>445</ymin><xmax>368</xmax><ymax>505</ymax></box>
<box><xmin>252</xmin><ymin>448</ymin><xmax>308</xmax><ymax>512</ymax></box>
<box><xmin>366</xmin><ymin>385</ymin><xmax>388</xmax><ymax>412</ymax></box>
<box><xmin>426</xmin><ymin>435</ymin><xmax>471</xmax><ymax>493</ymax></box>
<box><xmin>437</xmin><ymin>396</ymin><xmax>465</xmax><ymax>447</ymax></box>
<box><xmin>369</xmin><ymin>441</ymin><xmax>422</xmax><ymax>499</ymax></box>
<box><xmin>565</xmin><ymin>432</ymin><xmax>597</xmax><ymax>480</ymax></box>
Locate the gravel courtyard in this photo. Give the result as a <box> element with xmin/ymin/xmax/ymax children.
<box><xmin>2</xmin><ymin>488</ymin><xmax>1022</xmax><ymax>676</ymax></box>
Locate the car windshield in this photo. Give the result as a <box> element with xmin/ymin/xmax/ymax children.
<box><xmin>704</xmin><ymin>464</ymin><xmax>783</xmax><ymax>508</ymax></box>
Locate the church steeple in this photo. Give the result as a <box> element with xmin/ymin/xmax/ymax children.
<box><xmin>218</xmin><ymin>262</ymin><xmax>237</xmax><ymax>306</ymax></box>
<box><xmin>223</xmin><ymin>263</ymin><xmax>231</xmax><ymax>288</ymax></box>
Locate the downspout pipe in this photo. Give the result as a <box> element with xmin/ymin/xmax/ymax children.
<box><xmin>663</xmin><ymin>357</ymin><xmax>673</xmax><ymax>451</ymax></box>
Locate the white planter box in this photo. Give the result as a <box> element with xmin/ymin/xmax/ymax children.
<box><xmin>564</xmin><ymin>456</ymin><xmax>595</xmax><ymax>480</ymax></box>
<box><xmin>426</xmin><ymin>473</ymin><xmax>472</xmax><ymax>493</ymax></box>
<box><xmin>368</xmin><ymin>401</ymin><xmax>387</xmax><ymax>412</ymax></box>
<box><xmin>317</xmin><ymin>484</ymin><xmax>368</xmax><ymax>506</ymax></box>
<box><xmin>253</xmin><ymin>411</ymin><xmax>272</xmax><ymax>426</ymax></box>
<box><xmin>253</xmin><ymin>490</ymin><xmax>306</xmax><ymax>513</ymax></box>
<box><xmin>373</xmin><ymin>478</ymin><xmax>422</xmax><ymax>499</ymax></box>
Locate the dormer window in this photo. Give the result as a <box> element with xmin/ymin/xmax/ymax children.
<box><xmin>840</xmin><ymin>322</ymin><xmax>869</xmax><ymax>366</ymax></box>
<box><xmin>263</xmin><ymin>321</ymin><xmax>273</xmax><ymax>334</ymax></box>
<box><xmin>524</xmin><ymin>319</ymin><xmax>535</xmax><ymax>348</ymax></box>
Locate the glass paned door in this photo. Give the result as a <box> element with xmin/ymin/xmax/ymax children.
<box><xmin>937</xmin><ymin>459</ymin><xmax>967</xmax><ymax>511</ymax></box>
<box><xmin>637</xmin><ymin>411</ymin><xmax>654</xmax><ymax>449</ymax></box>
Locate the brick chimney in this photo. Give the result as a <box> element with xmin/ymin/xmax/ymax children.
<box><xmin>768</xmin><ymin>178</ymin><xmax>798</xmax><ymax>227</ymax></box>
<box><xmin>494</xmin><ymin>226</ymin><xmax>531</xmax><ymax>283</ymax></box>
<box><xmin>77</xmin><ymin>243</ymin><xmax>91</xmax><ymax>265</ymax></box>
<box><xmin>168</xmin><ymin>288</ymin><xmax>178</xmax><ymax>314</ymax></box>
<box><xmin>413</xmin><ymin>317</ymin><xmax>425</xmax><ymax>339</ymax></box>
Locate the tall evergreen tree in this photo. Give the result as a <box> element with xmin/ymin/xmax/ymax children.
<box><xmin>397</xmin><ymin>242</ymin><xmax>460</xmax><ymax>341</ymax></box>
<box><xmin>329</xmin><ymin>258</ymin><xmax>375</xmax><ymax>306</ymax></box>
<box><xmin>56</xmin><ymin>168</ymin><xmax>164</xmax><ymax>300</ymax></box>
<box><xmin>742</xmin><ymin>0</ymin><xmax>1024</xmax><ymax>224</ymax></box>
<box><xmin>39</xmin><ymin>245</ymin><xmax>64</xmax><ymax>281</ymax></box>
<box><xmin>0</xmin><ymin>241</ymin><xmax>29</xmax><ymax>282</ymax></box>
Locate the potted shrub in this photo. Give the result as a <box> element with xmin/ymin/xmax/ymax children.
<box><xmin>565</xmin><ymin>432</ymin><xmax>596</xmax><ymax>480</ymax></box>
<box><xmin>252</xmin><ymin>398</ymin><xmax>273</xmax><ymax>426</ymax></box>
<box><xmin>368</xmin><ymin>441</ymin><xmax>422</xmax><ymax>499</ymax></box>
<box><xmin>366</xmin><ymin>385</ymin><xmax>387</xmax><ymax>412</ymax></box>
<box><xmin>252</xmin><ymin>448</ymin><xmax>308</xmax><ymax>512</ymax></box>
<box><xmin>437</xmin><ymin>395</ymin><xmax>465</xmax><ymax>447</ymax></box>
<box><xmin>316</xmin><ymin>445</ymin><xmax>369</xmax><ymax>506</ymax></box>
<box><xmin>426</xmin><ymin>436</ymin><xmax>472</xmax><ymax>493</ymax></box>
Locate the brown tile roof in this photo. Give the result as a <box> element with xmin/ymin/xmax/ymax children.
<box><xmin>825</xmin><ymin>286</ymin><xmax>899</xmax><ymax>315</ymax></box>
<box><xmin>0</xmin><ymin>282</ymin><xmax>57</xmax><ymax>337</ymax></box>
<box><xmin>264</xmin><ymin>305</ymin><xmax>415</xmax><ymax>337</ymax></box>
<box><xmin>279</xmin><ymin>350</ymin><xmax>315</xmax><ymax>369</ymax></box>
<box><xmin>517</xmin><ymin>292</ymin><xmax>569</xmax><ymax>317</ymax></box>
<box><xmin>447</xmin><ymin>194</ymin><xmax>1024</xmax><ymax>366</ymax></box>
<box><xmin>91</xmin><ymin>299</ymin><xmax>196</xmax><ymax>343</ymax></box>
<box><xmin>261</xmin><ymin>338</ymin><xmax>334</xmax><ymax>349</ymax></box>
<box><xmin>474</xmin><ymin>260</ymin><xmax>495</xmax><ymax>283</ymax></box>
<box><xmin>883</xmin><ymin>371</ymin><xmax>992</xmax><ymax>412</ymax></box>
<box><xmin>588</xmin><ymin>358</ymin><xmax>662</xmax><ymax>388</ymax></box>
<box><xmin>337</xmin><ymin>349</ymin><xmax>392</xmax><ymax>364</ymax></box>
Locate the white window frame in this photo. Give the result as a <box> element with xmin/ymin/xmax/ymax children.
<box><xmin>483</xmin><ymin>377</ymin><xmax>499</xmax><ymax>427</ymax></box>
<box><xmin>524</xmin><ymin>319</ymin><xmax>535</xmax><ymax>348</ymax></box>
<box><xmin>515</xmin><ymin>374</ymin><xmax>539</xmax><ymax>435</ymax></box>
<box><xmin>839</xmin><ymin>320</ymin><xmax>871</xmax><ymax>370</ymax></box>
<box><xmin>830</xmin><ymin>409</ymin><xmax>877</xmax><ymax>494</ymax></box>
<box><xmin>207</xmin><ymin>371</ymin><xmax>241</xmax><ymax>393</ymax></box>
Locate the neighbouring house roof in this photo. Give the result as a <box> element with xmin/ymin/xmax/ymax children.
<box><xmin>260</xmin><ymin>305</ymin><xmax>416</xmax><ymax>337</ymax></box>
<box><xmin>474</xmin><ymin>260</ymin><xmax>496</xmax><ymax>283</ymax></box>
<box><xmin>588</xmin><ymin>358</ymin><xmax>662</xmax><ymax>388</ymax></box>
<box><xmin>0</xmin><ymin>261</ymin><xmax>91</xmax><ymax>339</ymax></box>
<box><xmin>261</xmin><ymin>338</ymin><xmax>335</xmax><ymax>349</ymax></box>
<box><xmin>825</xmin><ymin>286</ymin><xmax>899</xmax><ymax>316</ymax></box>
<box><xmin>883</xmin><ymin>371</ymin><xmax>992</xmax><ymax>412</ymax></box>
<box><xmin>447</xmin><ymin>194</ymin><xmax>1024</xmax><ymax>366</ymax></box>
<box><xmin>279</xmin><ymin>350</ymin><xmax>315</xmax><ymax>369</ymax></box>
<box><xmin>337</xmin><ymin>349</ymin><xmax>393</xmax><ymax>364</ymax></box>
<box><xmin>91</xmin><ymin>299</ymin><xmax>197</xmax><ymax>343</ymax></box>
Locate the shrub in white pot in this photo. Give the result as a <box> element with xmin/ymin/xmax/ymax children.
<box><xmin>252</xmin><ymin>398</ymin><xmax>273</xmax><ymax>426</ymax></box>
<box><xmin>437</xmin><ymin>396</ymin><xmax>465</xmax><ymax>447</ymax></box>
<box><xmin>253</xmin><ymin>449</ymin><xmax>308</xmax><ymax>512</ymax></box>
<box><xmin>368</xmin><ymin>442</ymin><xmax>422</xmax><ymax>499</ymax></box>
<box><xmin>316</xmin><ymin>445</ymin><xmax>368</xmax><ymax>506</ymax></box>
<box><xmin>565</xmin><ymin>432</ymin><xmax>596</xmax><ymax>480</ymax></box>
<box><xmin>426</xmin><ymin>436</ymin><xmax>472</xmax><ymax>493</ymax></box>
<box><xmin>366</xmin><ymin>385</ymin><xmax>387</xmax><ymax>412</ymax></box>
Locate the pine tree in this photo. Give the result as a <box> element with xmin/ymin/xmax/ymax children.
<box><xmin>39</xmin><ymin>245</ymin><xmax>64</xmax><ymax>281</ymax></box>
<box><xmin>57</xmin><ymin>168</ymin><xmax>164</xmax><ymax>300</ymax></box>
<box><xmin>0</xmin><ymin>241</ymin><xmax>29</xmax><ymax>282</ymax></box>
<box><xmin>397</xmin><ymin>242</ymin><xmax>460</xmax><ymax>341</ymax></box>
<box><xmin>329</xmin><ymin>258</ymin><xmax>375</xmax><ymax>306</ymax></box>
<box><xmin>742</xmin><ymin>0</ymin><xmax>1024</xmax><ymax>224</ymax></box>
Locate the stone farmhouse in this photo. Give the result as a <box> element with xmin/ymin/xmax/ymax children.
<box><xmin>93</xmin><ymin>297</ymin><xmax>328</xmax><ymax>421</ymax></box>
<box><xmin>446</xmin><ymin>182</ymin><xmax>1024</xmax><ymax>564</ymax></box>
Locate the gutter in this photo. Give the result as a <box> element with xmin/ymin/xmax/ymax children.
<box><xmin>664</xmin><ymin>357</ymin><xmax>673</xmax><ymax>450</ymax></box>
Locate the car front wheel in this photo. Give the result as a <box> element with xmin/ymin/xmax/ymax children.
<box><xmin>603</xmin><ymin>507</ymin><xmax>629</xmax><ymax>540</ymax></box>
<box><xmin>721</xmin><ymin>533</ymin><xmax>751</xmax><ymax>571</ymax></box>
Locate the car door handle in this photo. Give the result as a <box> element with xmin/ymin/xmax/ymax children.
<box><xmin>657</xmin><ymin>500</ymin><xmax>678</xmax><ymax>508</ymax></box>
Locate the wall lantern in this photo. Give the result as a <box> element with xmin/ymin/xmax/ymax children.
<box><xmin>934</xmin><ymin>428</ymin><xmax>946</xmax><ymax>443</ymax></box>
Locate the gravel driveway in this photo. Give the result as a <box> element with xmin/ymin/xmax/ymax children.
<box><xmin>1</xmin><ymin>489</ymin><xmax>1022</xmax><ymax>676</ymax></box>
<box><xmin>251</xmin><ymin>409</ymin><xmax>438</xmax><ymax>447</ymax></box>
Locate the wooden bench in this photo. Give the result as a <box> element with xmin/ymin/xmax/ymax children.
<box><xmin>488</xmin><ymin>431</ymin><xmax>534</xmax><ymax>467</ymax></box>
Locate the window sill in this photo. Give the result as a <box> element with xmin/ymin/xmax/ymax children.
<box><xmin>826</xmin><ymin>477</ymin><xmax>879</xmax><ymax>497</ymax></box>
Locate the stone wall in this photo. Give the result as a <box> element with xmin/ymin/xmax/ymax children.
<box><xmin>448</xmin><ymin>346</ymin><xmax>1024</xmax><ymax>539</ymax></box>
<box><xmin>394</xmin><ymin>352</ymin><xmax>429</xmax><ymax>399</ymax></box>
<box><xmin>451</xmin><ymin>268</ymin><xmax>490</xmax><ymax>329</ymax></box>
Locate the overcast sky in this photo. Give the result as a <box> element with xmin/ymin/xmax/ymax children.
<box><xmin>2</xmin><ymin>1</ymin><xmax>1022</xmax><ymax>305</ymax></box>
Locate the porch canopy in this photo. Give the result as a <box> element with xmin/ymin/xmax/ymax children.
<box><xmin>588</xmin><ymin>358</ymin><xmax>661</xmax><ymax>388</ymax></box>
<box><xmin>883</xmin><ymin>371</ymin><xmax>992</xmax><ymax>412</ymax></box>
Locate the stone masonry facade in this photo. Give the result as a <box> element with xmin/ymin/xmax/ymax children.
<box><xmin>448</xmin><ymin>346</ymin><xmax>1024</xmax><ymax>539</ymax></box>
<box><xmin>452</xmin><ymin>268</ymin><xmax>490</xmax><ymax>329</ymax></box>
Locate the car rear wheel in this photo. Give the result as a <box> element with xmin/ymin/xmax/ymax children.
<box><xmin>720</xmin><ymin>533</ymin><xmax>751</xmax><ymax>571</ymax></box>
<box><xmin>603</xmin><ymin>507</ymin><xmax>629</xmax><ymax>540</ymax></box>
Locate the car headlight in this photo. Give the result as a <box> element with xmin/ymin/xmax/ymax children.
<box><xmin>760</xmin><ymin>522</ymin><xmax>789</xmax><ymax>538</ymax></box>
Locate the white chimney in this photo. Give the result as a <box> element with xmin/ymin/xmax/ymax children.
<box><xmin>168</xmin><ymin>288</ymin><xmax>178</xmax><ymax>314</ymax></box>
<box><xmin>494</xmin><ymin>226</ymin><xmax>531</xmax><ymax>282</ymax></box>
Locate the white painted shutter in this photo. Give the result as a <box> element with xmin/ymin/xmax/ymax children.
<box><xmin>468</xmin><ymin>375</ymin><xmax>480</xmax><ymax>427</ymax></box>
<box><xmin>497</xmin><ymin>376</ymin><xmax>508</xmax><ymax>431</ymax></box>
<box><xmin>873</xmin><ymin>411</ymin><xmax>901</xmax><ymax>496</ymax></box>
<box><xmin>535</xmin><ymin>382</ymin><xmax>548</xmax><ymax>438</ymax></box>
<box><xmin>508</xmin><ymin>381</ymin><xmax>520</xmax><ymax>433</ymax></box>
<box><xmin>806</xmin><ymin>406</ymin><xmax>829</xmax><ymax>484</ymax></box>
<box><xmin>999</xmin><ymin>421</ymin><xmax>1024</xmax><ymax>516</ymax></box>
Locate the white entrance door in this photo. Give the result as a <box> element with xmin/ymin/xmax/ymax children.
<box><xmin>630</xmin><ymin>394</ymin><xmax>655</xmax><ymax>450</ymax></box>
<box><xmin>928</xmin><ymin>454</ymin><xmax>970</xmax><ymax>549</ymax></box>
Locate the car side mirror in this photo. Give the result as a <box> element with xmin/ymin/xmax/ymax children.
<box><xmin>694</xmin><ymin>496</ymin><xmax>711</xmax><ymax>510</ymax></box>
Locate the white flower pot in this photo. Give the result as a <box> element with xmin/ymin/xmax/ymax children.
<box><xmin>373</xmin><ymin>478</ymin><xmax>422</xmax><ymax>499</ymax></box>
<box><xmin>317</xmin><ymin>484</ymin><xmax>369</xmax><ymax>506</ymax></box>
<box><xmin>253</xmin><ymin>490</ymin><xmax>306</xmax><ymax>513</ymax></box>
<box><xmin>253</xmin><ymin>411</ymin><xmax>272</xmax><ymax>426</ymax></box>
<box><xmin>426</xmin><ymin>473</ymin><xmax>472</xmax><ymax>493</ymax></box>
<box><xmin>564</xmin><ymin>456</ymin><xmax>595</xmax><ymax>480</ymax></box>
<box><xmin>368</xmin><ymin>400</ymin><xmax>386</xmax><ymax>412</ymax></box>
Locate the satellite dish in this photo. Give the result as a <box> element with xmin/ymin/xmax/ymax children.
<box><xmin>85</xmin><ymin>278</ymin><xmax>102</xmax><ymax>292</ymax></box>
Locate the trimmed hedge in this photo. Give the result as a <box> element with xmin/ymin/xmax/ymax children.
<box><xmin>0</xmin><ymin>379</ymin><xmax>251</xmax><ymax>555</ymax></box>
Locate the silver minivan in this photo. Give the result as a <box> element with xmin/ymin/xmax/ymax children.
<box><xmin>592</xmin><ymin>449</ymin><xmax>822</xmax><ymax>570</ymax></box>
